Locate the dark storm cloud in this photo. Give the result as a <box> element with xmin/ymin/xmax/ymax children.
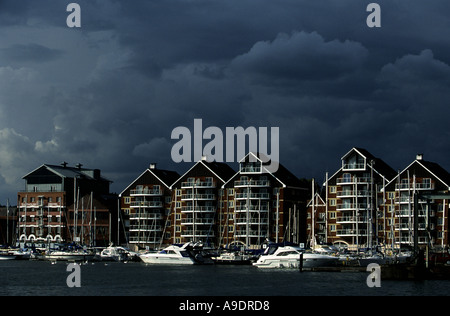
<box><xmin>231</xmin><ymin>31</ymin><xmax>368</xmax><ymax>82</ymax></box>
<box><xmin>0</xmin><ymin>0</ymin><xmax>449</xmax><ymax>200</ymax></box>
<box><xmin>1</xmin><ymin>43</ymin><xmax>64</xmax><ymax>63</ymax></box>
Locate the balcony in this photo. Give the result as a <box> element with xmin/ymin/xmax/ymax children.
<box><xmin>342</xmin><ymin>163</ymin><xmax>366</xmax><ymax>171</ymax></box>
<box><xmin>181</xmin><ymin>206</ymin><xmax>216</xmax><ymax>213</ymax></box>
<box><xmin>181</xmin><ymin>181</ymin><xmax>216</xmax><ymax>188</ymax></box>
<box><xmin>129</xmin><ymin>212</ymin><xmax>163</xmax><ymax>220</ymax></box>
<box><xmin>336</xmin><ymin>190</ymin><xmax>370</xmax><ymax>198</ymax></box>
<box><xmin>234</xmin><ymin>229</ymin><xmax>268</xmax><ymax>237</ymax></box>
<box><xmin>395</xmin><ymin>182</ymin><xmax>435</xmax><ymax>190</ymax></box>
<box><xmin>235</xmin><ymin>204</ymin><xmax>269</xmax><ymax>212</ymax></box>
<box><xmin>235</xmin><ymin>193</ymin><xmax>270</xmax><ymax>200</ymax></box>
<box><xmin>235</xmin><ymin>218</ymin><xmax>269</xmax><ymax>225</ymax></box>
<box><xmin>181</xmin><ymin>218</ymin><xmax>215</xmax><ymax>225</ymax></box>
<box><xmin>181</xmin><ymin>230</ymin><xmax>215</xmax><ymax>237</ymax></box>
<box><xmin>234</xmin><ymin>180</ymin><xmax>270</xmax><ymax>187</ymax></box>
<box><xmin>336</xmin><ymin>215</ymin><xmax>370</xmax><ymax>224</ymax></box>
<box><xmin>130</xmin><ymin>188</ymin><xmax>162</xmax><ymax>196</ymax></box>
<box><xmin>336</xmin><ymin>203</ymin><xmax>369</xmax><ymax>211</ymax></box>
<box><xmin>130</xmin><ymin>201</ymin><xmax>163</xmax><ymax>208</ymax></box>
<box><xmin>181</xmin><ymin>194</ymin><xmax>216</xmax><ymax>200</ymax></box>
<box><xmin>336</xmin><ymin>176</ymin><xmax>371</xmax><ymax>185</ymax></box>
<box><xmin>129</xmin><ymin>225</ymin><xmax>163</xmax><ymax>232</ymax></box>
<box><xmin>336</xmin><ymin>229</ymin><xmax>368</xmax><ymax>237</ymax></box>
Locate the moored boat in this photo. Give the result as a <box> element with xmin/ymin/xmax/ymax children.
<box><xmin>140</xmin><ymin>243</ymin><xmax>196</xmax><ymax>265</ymax></box>
<box><xmin>253</xmin><ymin>245</ymin><xmax>340</xmax><ymax>269</ymax></box>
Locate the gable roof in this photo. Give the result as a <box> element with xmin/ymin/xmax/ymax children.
<box><xmin>119</xmin><ymin>167</ymin><xmax>180</xmax><ymax>197</ymax></box>
<box><xmin>326</xmin><ymin>147</ymin><xmax>396</xmax><ymax>185</ymax></box>
<box><xmin>224</xmin><ymin>152</ymin><xmax>306</xmax><ymax>189</ymax></box>
<box><xmin>385</xmin><ymin>158</ymin><xmax>450</xmax><ymax>190</ymax></box>
<box><xmin>171</xmin><ymin>159</ymin><xmax>236</xmax><ymax>188</ymax></box>
<box><xmin>23</xmin><ymin>164</ymin><xmax>111</xmax><ymax>182</ymax></box>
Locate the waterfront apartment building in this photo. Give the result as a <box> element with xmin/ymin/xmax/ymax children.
<box><xmin>382</xmin><ymin>154</ymin><xmax>450</xmax><ymax>251</ymax></box>
<box><xmin>307</xmin><ymin>148</ymin><xmax>450</xmax><ymax>253</ymax></box>
<box><xmin>221</xmin><ymin>152</ymin><xmax>309</xmax><ymax>248</ymax></box>
<box><xmin>119</xmin><ymin>163</ymin><xmax>180</xmax><ymax>251</ymax></box>
<box><xmin>119</xmin><ymin>152</ymin><xmax>309</xmax><ymax>250</ymax></box>
<box><xmin>17</xmin><ymin>163</ymin><xmax>116</xmax><ymax>246</ymax></box>
<box><xmin>170</xmin><ymin>157</ymin><xmax>236</xmax><ymax>249</ymax></box>
<box><xmin>307</xmin><ymin>148</ymin><xmax>397</xmax><ymax>250</ymax></box>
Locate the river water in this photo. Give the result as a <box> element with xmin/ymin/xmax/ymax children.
<box><xmin>0</xmin><ymin>260</ymin><xmax>449</xmax><ymax>296</ymax></box>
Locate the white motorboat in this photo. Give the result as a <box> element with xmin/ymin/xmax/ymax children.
<box><xmin>0</xmin><ymin>252</ymin><xmax>17</xmax><ymax>260</ymax></box>
<box><xmin>42</xmin><ymin>250</ymin><xmax>96</xmax><ymax>262</ymax></box>
<box><xmin>253</xmin><ymin>245</ymin><xmax>339</xmax><ymax>269</ymax></box>
<box><xmin>100</xmin><ymin>246</ymin><xmax>139</xmax><ymax>262</ymax></box>
<box><xmin>139</xmin><ymin>244</ymin><xmax>196</xmax><ymax>265</ymax></box>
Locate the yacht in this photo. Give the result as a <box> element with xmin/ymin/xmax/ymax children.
<box><xmin>253</xmin><ymin>245</ymin><xmax>339</xmax><ymax>269</ymax></box>
<box><xmin>139</xmin><ymin>244</ymin><xmax>196</xmax><ymax>265</ymax></box>
<box><xmin>100</xmin><ymin>246</ymin><xmax>139</xmax><ymax>262</ymax></box>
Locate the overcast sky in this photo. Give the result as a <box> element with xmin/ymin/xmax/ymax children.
<box><xmin>1</xmin><ymin>0</ymin><xmax>450</xmax><ymax>203</ymax></box>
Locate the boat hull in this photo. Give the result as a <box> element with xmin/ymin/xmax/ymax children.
<box><xmin>140</xmin><ymin>254</ymin><xmax>195</xmax><ymax>265</ymax></box>
<box><xmin>42</xmin><ymin>253</ymin><xmax>95</xmax><ymax>261</ymax></box>
<box><xmin>253</xmin><ymin>254</ymin><xmax>339</xmax><ymax>269</ymax></box>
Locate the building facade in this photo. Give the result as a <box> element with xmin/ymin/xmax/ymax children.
<box><xmin>119</xmin><ymin>163</ymin><xmax>180</xmax><ymax>251</ymax></box>
<box><xmin>307</xmin><ymin>148</ymin><xmax>397</xmax><ymax>250</ymax></box>
<box><xmin>17</xmin><ymin>163</ymin><xmax>115</xmax><ymax>245</ymax></box>
<box><xmin>119</xmin><ymin>153</ymin><xmax>309</xmax><ymax>250</ymax></box>
<box><xmin>169</xmin><ymin>157</ymin><xmax>236</xmax><ymax>249</ymax></box>
<box><xmin>382</xmin><ymin>154</ymin><xmax>450</xmax><ymax>251</ymax></box>
<box><xmin>221</xmin><ymin>152</ymin><xmax>308</xmax><ymax>249</ymax></box>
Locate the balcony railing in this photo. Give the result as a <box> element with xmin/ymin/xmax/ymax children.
<box><xmin>181</xmin><ymin>218</ymin><xmax>215</xmax><ymax>225</ymax></box>
<box><xmin>395</xmin><ymin>182</ymin><xmax>435</xmax><ymax>190</ymax></box>
<box><xmin>181</xmin><ymin>194</ymin><xmax>216</xmax><ymax>200</ymax></box>
<box><xmin>181</xmin><ymin>181</ymin><xmax>216</xmax><ymax>188</ymax></box>
<box><xmin>234</xmin><ymin>180</ymin><xmax>270</xmax><ymax>187</ymax></box>
<box><xmin>130</xmin><ymin>188</ymin><xmax>162</xmax><ymax>196</ymax></box>
<box><xmin>235</xmin><ymin>193</ymin><xmax>270</xmax><ymax>200</ymax></box>
<box><xmin>181</xmin><ymin>206</ymin><xmax>216</xmax><ymax>213</ymax></box>
<box><xmin>130</xmin><ymin>201</ymin><xmax>163</xmax><ymax>208</ymax></box>
<box><xmin>336</xmin><ymin>176</ymin><xmax>371</xmax><ymax>185</ymax></box>
<box><xmin>343</xmin><ymin>163</ymin><xmax>366</xmax><ymax>170</ymax></box>
<box><xmin>336</xmin><ymin>203</ymin><xmax>369</xmax><ymax>210</ymax></box>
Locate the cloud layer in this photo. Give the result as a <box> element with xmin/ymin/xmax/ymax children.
<box><xmin>0</xmin><ymin>0</ymin><xmax>449</xmax><ymax>202</ymax></box>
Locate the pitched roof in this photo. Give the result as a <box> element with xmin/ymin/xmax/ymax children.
<box><xmin>225</xmin><ymin>152</ymin><xmax>306</xmax><ymax>189</ymax></box>
<box><xmin>23</xmin><ymin>164</ymin><xmax>111</xmax><ymax>182</ymax></box>
<box><xmin>171</xmin><ymin>159</ymin><xmax>236</xmax><ymax>187</ymax></box>
<box><xmin>119</xmin><ymin>167</ymin><xmax>180</xmax><ymax>196</ymax></box>
<box><xmin>327</xmin><ymin>147</ymin><xmax>396</xmax><ymax>184</ymax></box>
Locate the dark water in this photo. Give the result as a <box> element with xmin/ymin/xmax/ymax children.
<box><xmin>1</xmin><ymin>260</ymin><xmax>449</xmax><ymax>296</ymax></box>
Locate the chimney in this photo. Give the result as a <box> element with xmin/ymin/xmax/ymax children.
<box><xmin>416</xmin><ymin>154</ymin><xmax>423</xmax><ymax>161</ymax></box>
<box><xmin>61</xmin><ymin>161</ymin><xmax>68</xmax><ymax>168</ymax></box>
<box><xmin>149</xmin><ymin>163</ymin><xmax>157</xmax><ymax>170</ymax></box>
<box><xmin>76</xmin><ymin>163</ymin><xmax>83</xmax><ymax>169</ymax></box>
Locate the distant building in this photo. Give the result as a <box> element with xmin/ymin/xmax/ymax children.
<box><xmin>307</xmin><ymin>148</ymin><xmax>397</xmax><ymax>250</ymax></box>
<box><xmin>221</xmin><ymin>152</ymin><xmax>309</xmax><ymax>248</ymax></box>
<box><xmin>383</xmin><ymin>154</ymin><xmax>450</xmax><ymax>251</ymax></box>
<box><xmin>119</xmin><ymin>163</ymin><xmax>180</xmax><ymax>251</ymax></box>
<box><xmin>17</xmin><ymin>163</ymin><xmax>117</xmax><ymax>245</ymax></box>
<box><xmin>170</xmin><ymin>157</ymin><xmax>236</xmax><ymax>249</ymax></box>
<box><xmin>119</xmin><ymin>153</ymin><xmax>309</xmax><ymax>250</ymax></box>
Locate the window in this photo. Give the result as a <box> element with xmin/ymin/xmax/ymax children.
<box><xmin>228</xmin><ymin>201</ymin><xmax>234</xmax><ymax>208</ymax></box>
<box><xmin>176</xmin><ymin>202</ymin><xmax>181</xmax><ymax>208</ymax></box>
<box><xmin>329</xmin><ymin>186</ymin><xmax>336</xmax><ymax>194</ymax></box>
<box><xmin>124</xmin><ymin>197</ymin><xmax>130</xmax><ymax>204</ymax></box>
<box><xmin>330</xmin><ymin>225</ymin><xmax>336</xmax><ymax>232</ymax></box>
<box><xmin>329</xmin><ymin>199</ymin><xmax>336</xmax><ymax>206</ymax></box>
<box><xmin>228</xmin><ymin>189</ymin><xmax>234</xmax><ymax>196</ymax></box>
